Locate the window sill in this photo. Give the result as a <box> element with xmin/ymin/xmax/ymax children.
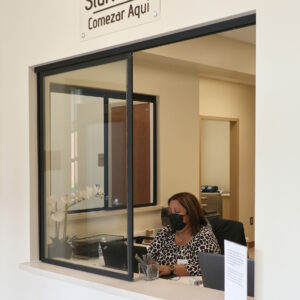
<box><xmin>20</xmin><ymin>261</ymin><xmax>226</xmax><ymax>300</ymax></box>
<box><xmin>68</xmin><ymin>205</ymin><xmax>163</xmax><ymax>221</ymax></box>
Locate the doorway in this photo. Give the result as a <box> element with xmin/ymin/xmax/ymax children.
<box><xmin>200</xmin><ymin>116</ymin><xmax>239</xmax><ymax>220</ymax></box>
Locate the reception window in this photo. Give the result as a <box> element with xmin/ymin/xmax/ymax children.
<box><xmin>36</xmin><ymin>14</ymin><xmax>255</xmax><ymax>281</ymax></box>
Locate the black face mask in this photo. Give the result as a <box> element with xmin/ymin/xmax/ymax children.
<box><xmin>169</xmin><ymin>213</ymin><xmax>186</xmax><ymax>231</ymax></box>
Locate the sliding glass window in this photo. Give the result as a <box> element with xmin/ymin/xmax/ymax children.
<box><xmin>38</xmin><ymin>53</ymin><xmax>157</xmax><ymax>280</ymax></box>
<box><xmin>38</xmin><ymin>55</ymin><xmax>135</xmax><ymax>280</ymax></box>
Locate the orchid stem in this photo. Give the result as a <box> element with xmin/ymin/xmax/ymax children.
<box><xmin>63</xmin><ymin>204</ymin><xmax>68</xmax><ymax>241</ymax></box>
<box><xmin>55</xmin><ymin>202</ymin><xmax>59</xmax><ymax>239</ymax></box>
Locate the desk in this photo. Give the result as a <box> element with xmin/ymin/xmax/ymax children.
<box><xmin>201</xmin><ymin>193</ymin><xmax>222</xmax><ymax>216</ymax></box>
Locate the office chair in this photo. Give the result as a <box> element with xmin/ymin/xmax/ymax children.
<box><xmin>198</xmin><ymin>252</ymin><xmax>254</xmax><ymax>297</ymax></box>
<box><xmin>209</xmin><ymin>218</ymin><xmax>247</xmax><ymax>255</ymax></box>
<box><xmin>161</xmin><ymin>207</ymin><xmax>170</xmax><ymax>226</ymax></box>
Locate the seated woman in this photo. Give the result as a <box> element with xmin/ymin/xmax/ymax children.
<box><xmin>148</xmin><ymin>192</ymin><xmax>220</xmax><ymax>277</ymax></box>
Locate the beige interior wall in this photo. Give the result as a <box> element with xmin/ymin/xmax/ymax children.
<box><xmin>201</xmin><ymin>119</ymin><xmax>230</xmax><ymax>192</ymax></box>
<box><xmin>133</xmin><ymin>55</ymin><xmax>200</xmax><ymax>205</ymax></box>
<box><xmin>58</xmin><ymin>54</ymin><xmax>200</xmax><ymax>238</ymax></box>
<box><xmin>199</xmin><ymin>77</ymin><xmax>255</xmax><ymax>241</ymax></box>
<box><xmin>45</xmin><ymin>61</ymin><xmax>127</xmax><ymax>91</ymax></box>
<box><xmin>144</xmin><ymin>34</ymin><xmax>255</xmax><ymax>85</ymax></box>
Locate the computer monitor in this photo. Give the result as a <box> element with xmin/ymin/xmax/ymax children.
<box><xmin>198</xmin><ymin>252</ymin><xmax>254</xmax><ymax>297</ymax></box>
<box><xmin>101</xmin><ymin>239</ymin><xmax>148</xmax><ymax>273</ymax></box>
<box><xmin>72</xmin><ymin>234</ymin><xmax>124</xmax><ymax>258</ymax></box>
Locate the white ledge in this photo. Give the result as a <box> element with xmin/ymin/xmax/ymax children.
<box><xmin>20</xmin><ymin>261</ymin><xmax>232</xmax><ymax>300</ymax></box>
<box><xmin>68</xmin><ymin>205</ymin><xmax>163</xmax><ymax>221</ymax></box>
<box><xmin>221</xmin><ymin>193</ymin><xmax>231</xmax><ymax>197</ymax></box>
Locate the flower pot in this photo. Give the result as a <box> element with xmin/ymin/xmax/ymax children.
<box><xmin>48</xmin><ymin>239</ymin><xmax>73</xmax><ymax>259</ymax></box>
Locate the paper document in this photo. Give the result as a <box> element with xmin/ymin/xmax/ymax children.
<box><xmin>224</xmin><ymin>240</ymin><xmax>248</xmax><ymax>300</ymax></box>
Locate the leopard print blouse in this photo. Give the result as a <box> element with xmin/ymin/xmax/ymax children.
<box><xmin>147</xmin><ymin>225</ymin><xmax>221</xmax><ymax>276</ymax></box>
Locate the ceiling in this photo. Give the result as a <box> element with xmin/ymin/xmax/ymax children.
<box><xmin>219</xmin><ymin>25</ymin><xmax>256</xmax><ymax>45</ymax></box>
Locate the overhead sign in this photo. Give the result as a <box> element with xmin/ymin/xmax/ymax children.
<box><xmin>80</xmin><ymin>0</ymin><xmax>161</xmax><ymax>41</ymax></box>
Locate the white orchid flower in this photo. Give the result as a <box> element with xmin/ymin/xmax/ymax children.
<box><xmin>79</xmin><ymin>190</ymin><xmax>87</xmax><ymax>199</ymax></box>
<box><xmin>73</xmin><ymin>191</ymin><xmax>80</xmax><ymax>199</ymax></box>
<box><xmin>93</xmin><ymin>185</ymin><xmax>104</xmax><ymax>197</ymax></box>
<box><xmin>61</xmin><ymin>194</ymin><xmax>72</xmax><ymax>207</ymax></box>
<box><xmin>48</xmin><ymin>195</ymin><xmax>58</xmax><ymax>205</ymax></box>
<box><xmin>50</xmin><ymin>211</ymin><xmax>65</xmax><ymax>222</ymax></box>
<box><xmin>70</xmin><ymin>193</ymin><xmax>78</xmax><ymax>203</ymax></box>
<box><xmin>86</xmin><ymin>186</ymin><xmax>95</xmax><ymax>199</ymax></box>
<box><xmin>47</xmin><ymin>195</ymin><xmax>58</xmax><ymax>210</ymax></box>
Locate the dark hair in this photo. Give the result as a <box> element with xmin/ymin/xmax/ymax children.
<box><xmin>168</xmin><ymin>192</ymin><xmax>207</xmax><ymax>235</ymax></box>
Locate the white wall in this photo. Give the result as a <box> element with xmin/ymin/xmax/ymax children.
<box><xmin>2</xmin><ymin>0</ymin><xmax>300</xmax><ymax>299</ymax></box>
<box><xmin>255</xmin><ymin>2</ymin><xmax>300</xmax><ymax>299</ymax></box>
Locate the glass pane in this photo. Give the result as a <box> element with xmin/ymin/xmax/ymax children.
<box><xmin>43</xmin><ymin>60</ymin><xmax>129</xmax><ymax>275</ymax></box>
<box><xmin>49</xmin><ymin>88</ymin><xmax>105</xmax><ymax>212</ymax></box>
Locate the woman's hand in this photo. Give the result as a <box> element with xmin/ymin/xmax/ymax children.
<box><xmin>159</xmin><ymin>264</ymin><xmax>190</xmax><ymax>277</ymax></box>
<box><xmin>159</xmin><ymin>265</ymin><xmax>170</xmax><ymax>277</ymax></box>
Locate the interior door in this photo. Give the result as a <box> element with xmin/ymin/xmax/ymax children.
<box><xmin>110</xmin><ymin>102</ymin><xmax>151</xmax><ymax>206</ymax></box>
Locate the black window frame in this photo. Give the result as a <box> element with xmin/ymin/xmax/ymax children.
<box><xmin>37</xmin><ymin>53</ymin><xmax>135</xmax><ymax>281</ymax></box>
<box><xmin>35</xmin><ymin>13</ymin><xmax>256</xmax><ymax>281</ymax></box>
<box><xmin>49</xmin><ymin>82</ymin><xmax>157</xmax><ymax>214</ymax></box>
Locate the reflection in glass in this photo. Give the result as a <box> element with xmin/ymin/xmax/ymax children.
<box><xmin>41</xmin><ymin>59</ymin><xmax>156</xmax><ymax>276</ymax></box>
<box><xmin>50</xmin><ymin>90</ymin><xmax>105</xmax><ymax>212</ymax></box>
<box><xmin>43</xmin><ymin>60</ymin><xmax>129</xmax><ymax>275</ymax></box>
<box><xmin>47</xmin><ymin>88</ymin><xmax>156</xmax><ymax>212</ymax></box>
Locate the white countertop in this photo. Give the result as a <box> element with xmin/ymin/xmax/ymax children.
<box><xmin>20</xmin><ymin>261</ymin><xmax>254</xmax><ymax>300</ymax></box>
